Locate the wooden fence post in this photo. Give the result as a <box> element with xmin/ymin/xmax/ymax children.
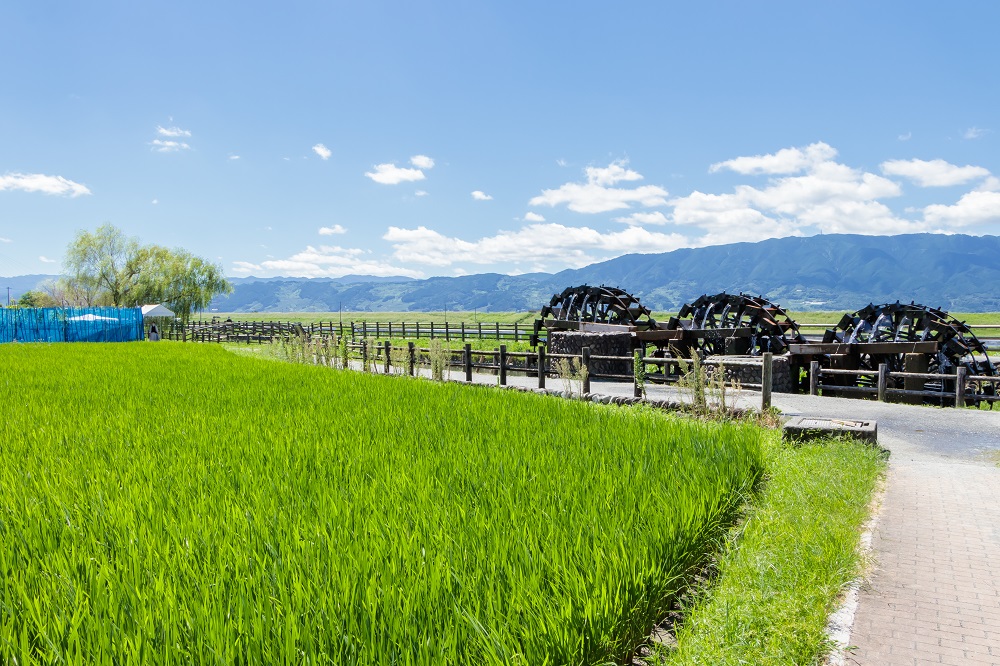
<box><xmin>761</xmin><ymin>352</ymin><xmax>773</xmax><ymax>411</ymax></box>
<box><xmin>461</xmin><ymin>322</ymin><xmax>466</xmax><ymax>341</ymax></box>
<box><xmin>430</xmin><ymin>321</ymin><xmax>435</xmax><ymax>340</ymax></box>
<box><xmin>582</xmin><ymin>346</ymin><xmax>591</xmax><ymax>395</ymax></box>
<box><xmin>361</xmin><ymin>339</ymin><xmax>368</xmax><ymax>371</ymax></box>
<box><xmin>407</xmin><ymin>342</ymin><xmax>415</xmax><ymax>376</ymax></box>
<box><xmin>362</xmin><ymin>321</ymin><xmax>367</xmax><ymax>339</ymax></box>
<box><xmin>495</xmin><ymin>322</ymin><xmax>500</xmax><ymax>340</ymax></box>
<box><xmin>445</xmin><ymin>321</ymin><xmax>450</xmax><ymax>342</ymax></box>
<box><xmin>538</xmin><ymin>345</ymin><xmax>546</xmax><ymax>389</ymax></box>
<box><xmin>478</xmin><ymin>322</ymin><xmax>482</xmax><ymax>339</ymax></box>
<box><xmin>499</xmin><ymin>345</ymin><xmax>507</xmax><ymax>385</ymax></box>
<box><xmin>384</xmin><ymin>341</ymin><xmax>391</xmax><ymax>374</ymax></box>
<box><xmin>903</xmin><ymin>353</ymin><xmax>927</xmax><ymax>405</ymax></box>
<box><xmin>634</xmin><ymin>346</ymin><xmax>645</xmax><ymax>398</ymax></box>
<box><xmin>464</xmin><ymin>343</ymin><xmax>472</xmax><ymax>382</ymax></box>
<box><xmin>877</xmin><ymin>363</ymin><xmax>888</xmax><ymax>402</ymax></box>
<box><xmin>376</xmin><ymin>322</ymin><xmax>380</xmax><ymax>339</ymax></box>
<box><xmin>809</xmin><ymin>360</ymin><xmax>820</xmax><ymax>395</ymax></box>
<box><xmin>955</xmin><ymin>366</ymin><xmax>967</xmax><ymax>408</ymax></box>
<box><xmin>514</xmin><ymin>322</ymin><xmax>519</xmax><ymax>342</ymax></box>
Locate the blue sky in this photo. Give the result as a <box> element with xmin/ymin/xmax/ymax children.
<box><xmin>2</xmin><ymin>2</ymin><xmax>998</xmax><ymax>279</ymax></box>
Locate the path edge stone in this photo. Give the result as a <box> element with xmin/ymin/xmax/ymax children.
<box><xmin>824</xmin><ymin>471</ymin><xmax>888</xmax><ymax>666</ymax></box>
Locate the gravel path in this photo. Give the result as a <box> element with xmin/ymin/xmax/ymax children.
<box><xmin>454</xmin><ymin>370</ymin><xmax>1000</xmax><ymax>664</ymax></box>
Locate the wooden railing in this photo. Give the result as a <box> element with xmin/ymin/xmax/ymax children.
<box><xmin>808</xmin><ymin>361</ymin><xmax>1000</xmax><ymax>407</ymax></box>
<box><xmin>290</xmin><ymin>340</ymin><xmax>779</xmax><ymax>411</ymax></box>
<box><xmin>166</xmin><ymin>319</ymin><xmax>539</xmax><ymax>344</ymax></box>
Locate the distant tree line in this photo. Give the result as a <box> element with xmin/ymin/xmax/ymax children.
<box><xmin>17</xmin><ymin>224</ymin><xmax>232</xmax><ymax>321</ymax></box>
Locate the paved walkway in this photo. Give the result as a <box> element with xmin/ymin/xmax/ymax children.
<box><xmin>449</xmin><ymin>369</ymin><xmax>1000</xmax><ymax>664</ymax></box>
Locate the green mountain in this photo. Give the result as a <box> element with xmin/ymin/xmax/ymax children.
<box><xmin>209</xmin><ymin>233</ymin><xmax>1000</xmax><ymax>313</ymax></box>
<box><xmin>7</xmin><ymin>234</ymin><xmax>999</xmax><ymax>313</ymax></box>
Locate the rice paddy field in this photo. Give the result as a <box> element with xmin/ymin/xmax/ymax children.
<box><xmin>0</xmin><ymin>343</ymin><xmax>766</xmax><ymax>665</ymax></box>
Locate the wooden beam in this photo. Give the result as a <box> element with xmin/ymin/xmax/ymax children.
<box><xmin>788</xmin><ymin>341</ymin><xmax>939</xmax><ymax>355</ymax></box>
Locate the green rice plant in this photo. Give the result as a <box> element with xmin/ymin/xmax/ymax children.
<box><xmin>0</xmin><ymin>343</ymin><xmax>764</xmax><ymax>665</ymax></box>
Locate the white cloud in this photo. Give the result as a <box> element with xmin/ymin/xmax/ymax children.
<box><xmin>880</xmin><ymin>158</ymin><xmax>990</xmax><ymax>187</ymax></box>
<box><xmin>0</xmin><ymin>237</ymin><xmax>11</xmax><ymax>243</ymax></box>
<box><xmin>709</xmin><ymin>142</ymin><xmax>838</xmax><ymax>175</ymax></box>
<box><xmin>383</xmin><ymin>223</ymin><xmax>688</xmax><ymax>269</ymax></box>
<box><xmin>156</xmin><ymin>125</ymin><xmax>191</xmax><ymax>138</ymax></box>
<box><xmin>523</xmin><ymin>211</ymin><xmax>545</xmax><ymax>222</ymax></box>
<box><xmin>312</xmin><ymin>143</ymin><xmax>332</xmax><ymax>160</ymax></box>
<box><xmin>614</xmin><ymin>211</ymin><xmax>669</xmax><ymax>226</ymax></box>
<box><xmin>39</xmin><ymin>255</ymin><xmax>57</xmax><ymax>263</ymax></box>
<box><xmin>151</xmin><ymin>199</ymin><xmax>158</xmax><ymax>205</ymax></box>
<box><xmin>964</xmin><ymin>127</ymin><xmax>989</xmax><ymax>140</ymax></box>
<box><xmin>471</xmin><ymin>190</ymin><xmax>493</xmax><ymax>201</ymax></box>
<box><xmin>976</xmin><ymin>176</ymin><xmax>1000</xmax><ymax>192</ymax></box>
<box><xmin>319</xmin><ymin>224</ymin><xmax>346</xmax><ymax>235</ymax></box>
<box><xmin>898</xmin><ymin>132</ymin><xmax>912</xmax><ymax>141</ymax></box>
<box><xmin>923</xmin><ymin>190</ymin><xmax>1000</xmax><ymax>227</ymax></box>
<box><xmin>229</xmin><ymin>155</ymin><xmax>240</xmax><ymax>161</ymax></box>
<box><xmin>410</xmin><ymin>155</ymin><xmax>435</xmax><ymax>169</ymax></box>
<box><xmin>233</xmin><ymin>245</ymin><xmax>423</xmax><ymax>278</ymax></box>
<box><xmin>365</xmin><ymin>163</ymin><xmax>427</xmax><ymax>185</ymax></box>
<box><xmin>556</xmin><ymin>158</ymin><xmax>568</xmax><ymax>167</ymax></box>
<box><xmin>585</xmin><ymin>162</ymin><xmax>643</xmax><ymax>186</ymax></box>
<box><xmin>666</xmin><ymin>142</ymin><xmax>926</xmax><ymax>243</ymax></box>
<box><xmin>0</xmin><ymin>172</ymin><xmax>91</xmax><ymax>197</ymax></box>
<box><xmin>415</xmin><ymin>190</ymin><xmax>429</xmax><ymax>197</ymax></box>
<box><xmin>529</xmin><ymin>159</ymin><xmax>669</xmax><ymax>213</ymax></box>
<box><xmin>151</xmin><ymin>139</ymin><xmax>191</xmax><ymax>153</ymax></box>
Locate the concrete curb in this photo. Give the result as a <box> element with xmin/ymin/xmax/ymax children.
<box><xmin>825</xmin><ymin>474</ymin><xmax>887</xmax><ymax>666</ymax></box>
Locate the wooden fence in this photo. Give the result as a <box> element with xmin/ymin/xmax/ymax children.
<box><xmin>165</xmin><ymin>318</ymin><xmax>998</xmax><ymax>410</ymax></box>
<box><xmin>276</xmin><ymin>339</ymin><xmax>780</xmax><ymax>410</ymax></box>
<box><xmin>169</xmin><ymin>318</ymin><xmax>1000</xmax><ymax>348</ymax></box>
<box><xmin>166</xmin><ymin>319</ymin><xmax>538</xmax><ymax>344</ymax></box>
<box><xmin>808</xmin><ymin>361</ymin><xmax>1000</xmax><ymax>407</ymax></box>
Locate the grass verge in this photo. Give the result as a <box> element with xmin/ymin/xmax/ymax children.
<box><xmin>654</xmin><ymin>435</ymin><xmax>887</xmax><ymax>665</ymax></box>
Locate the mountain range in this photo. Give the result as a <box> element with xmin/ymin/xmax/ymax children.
<box><xmin>5</xmin><ymin>233</ymin><xmax>1000</xmax><ymax>313</ymax></box>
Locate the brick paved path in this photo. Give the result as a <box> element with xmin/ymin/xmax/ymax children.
<box><xmin>846</xmin><ymin>447</ymin><xmax>1000</xmax><ymax>665</ymax></box>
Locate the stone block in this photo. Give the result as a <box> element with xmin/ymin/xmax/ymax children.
<box><xmin>782</xmin><ymin>416</ymin><xmax>878</xmax><ymax>443</ymax></box>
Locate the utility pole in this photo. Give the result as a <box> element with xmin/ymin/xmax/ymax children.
<box><xmin>6</xmin><ymin>287</ymin><xmax>10</xmax><ymax>306</ymax></box>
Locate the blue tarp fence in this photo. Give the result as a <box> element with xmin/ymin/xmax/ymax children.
<box><xmin>0</xmin><ymin>307</ymin><xmax>145</xmax><ymax>343</ymax></box>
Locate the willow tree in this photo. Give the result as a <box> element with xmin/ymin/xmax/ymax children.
<box><xmin>63</xmin><ymin>224</ymin><xmax>150</xmax><ymax>307</ymax></box>
<box><xmin>141</xmin><ymin>247</ymin><xmax>231</xmax><ymax>322</ymax></box>
<box><xmin>63</xmin><ymin>224</ymin><xmax>232</xmax><ymax>318</ymax></box>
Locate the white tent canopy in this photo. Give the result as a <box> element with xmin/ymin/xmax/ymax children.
<box><xmin>141</xmin><ymin>304</ymin><xmax>175</xmax><ymax>318</ymax></box>
<box><xmin>67</xmin><ymin>313</ymin><xmax>119</xmax><ymax>322</ymax></box>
